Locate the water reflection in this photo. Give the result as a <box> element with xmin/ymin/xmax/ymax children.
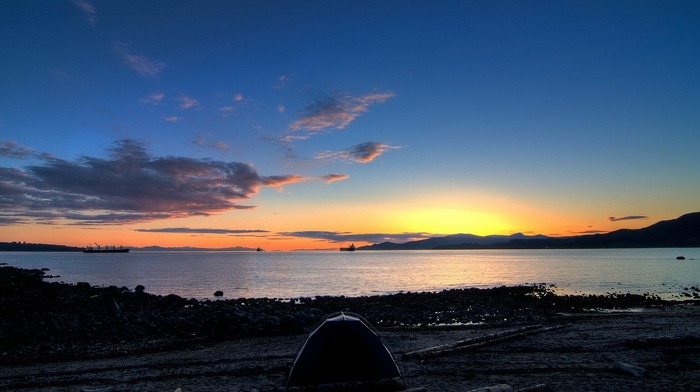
<box><xmin>4</xmin><ymin>248</ymin><xmax>698</xmax><ymax>300</ymax></box>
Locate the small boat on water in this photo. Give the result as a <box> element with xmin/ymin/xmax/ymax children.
<box><xmin>339</xmin><ymin>243</ymin><xmax>356</xmax><ymax>251</ymax></box>
<box><xmin>83</xmin><ymin>244</ymin><xmax>129</xmax><ymax>253</ymax></box>
<box><xmin>256</xmin><ymin>247</ymin><xmax>264</xmax><ymax>252</ymax></box>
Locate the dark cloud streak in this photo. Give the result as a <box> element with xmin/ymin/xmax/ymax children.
<box><xmin>315</xmin><ymin>142</ymin><xmax>399</xmax><ymax>163</ymax></box>
<box><xmin>608</xmin><ymin>215</ymin><xmax>648</xmax><ymax>222</ymax></box>
<box><xmin>278</xmin><ymin>231</ymin><xmax>431</xmax><ymax>244</ymax></box>
<box><xmin>0</xmin><ymin>141</ymin><xmax>35</xmax><ymax>159</ymax></box>
<box><xmin>136</xmin><ymin>228</ymin><xmax>269</xmax><ymax>235</ymax></box>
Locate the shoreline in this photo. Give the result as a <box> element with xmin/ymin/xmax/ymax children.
<box><xmin>2</xmin><ymin>266</ymin><xmax>698</xmax><ymax>364</ymax></box>
<box><xmin>2</xmin><ymin>266</ymin><xmax>700</xmax><ymax>391</ymax></box>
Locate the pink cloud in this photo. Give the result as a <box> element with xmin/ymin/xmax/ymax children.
<box><xmin>113</xmin><ymin>42</ymin><xmax>165</xmax><ymax>78</ymax></box>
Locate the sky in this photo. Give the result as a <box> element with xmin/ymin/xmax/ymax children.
<box><xmin>1</xmin><ymin>1</ymin><xmax>699</xmax><ymax>250</ymax></box>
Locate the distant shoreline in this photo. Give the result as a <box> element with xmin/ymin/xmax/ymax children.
<box><xmin>2</xmin><ymin>241</ymin><xmax>699</xmax><ymax>252</ymax></box>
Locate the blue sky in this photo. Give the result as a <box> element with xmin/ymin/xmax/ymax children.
<box><xmin>1</xmin><ymin>1</ymin><xmax>699</xmax><ymax>249</ymax></box>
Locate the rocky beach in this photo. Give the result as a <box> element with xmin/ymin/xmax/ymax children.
<box><xmin>1</xmin><ymin>265</ymin><xmax>699</xmax><ymax>391</ymax></box>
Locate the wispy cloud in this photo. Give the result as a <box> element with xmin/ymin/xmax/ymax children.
<box><xmin>141</xmin><ymin>92</ymin><xmax>165</xmax><ymax>105</ymax></box>
<box><xmin>0</xmin><ymin>139</ymin><xmax>305</xmax><ymax>225</ymax></box>
<box><xmin>315</xmin><ymin>142</ymin><xmax>400</xmax><ymax>163</ymax></box>
<box><xmin>163</xmin><ymin>116</ymin><xmax>180</xmax><ymax>123</ymax></box>
<box><xmin>219</xmin><ymin>106</ymin><xmax>235</xmax><ymax>115</ymax></box>
<box><xmin>113</xmin><ymin>41</ymin><xmax>166</xmax><ymax>78</ymax></box>
<box><xmin>0</xmin><ymin>141</ymin><xmax>34</xmax><ymax>159</ymax></box>
<box><xmin>320</xmin><ymin>174</ymin><xmax>348</xmax><ymax>184</ymax></box>
<box><xmin>70</xmin><ymin>0</ymin><xmax>97</xmax><ymax>26</ymax></box>
<box><xmin>289</xmin><ymin>91</ymin><xmax>394</xmax><ymax>134</ymax></box>
<box><xmin>573</xmin><ymin>229</ymin><xmax>608</xmax><ymax>234</ymax></box>
<box><xmin>176</xmin><ymin>94</ymin><xmax>200</xmax><ymax>109</ymax></box>
<box><xmin>135</xmin><ymin>227</ymin><xmax>268</xmax><ymax>235</ymax></box>
<box><xmin>608</xmin><ymin>215</ymin><xmax>648</xmax><ymax>222</ymax></box>
<box><xmin>274</xmin><ymin>74</ymin><xmax>292</xmax><ymax>90</ymax></box>
<box><xmin>192</xmin><ymin>137</ymin><xmax>229</xmax><ymax>151</ymax></box>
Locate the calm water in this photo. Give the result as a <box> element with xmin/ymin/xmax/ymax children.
<box><xmin>1</xmin><ymin>249</ymin><xmax>698</xmax><ymax>300</ymax></box>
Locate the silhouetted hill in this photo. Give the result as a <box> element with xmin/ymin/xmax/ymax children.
<box><xmin>358</xmin><ymin>233</ymin><xmax>549</xmax><ymax>250</ymax></box>
<box><xmin>0</xmin><ymin>242</ymin><xmax>82</xmax><ymax>252</ymax></box>
<box><xmin>360</xmin><ymin>212</ymin><xmax>700</xmax><ymax>250</ymax></box>
<box><xmin>494</xmin><ymin>212</ymin><xmax>700</xmax><ymax>249</ymax></box>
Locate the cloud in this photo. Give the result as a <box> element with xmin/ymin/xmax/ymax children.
<box><xmin>0</xmin><ymin>139</ymin><xmax>305</xmax><ymax>225</ymax></box>
<box><xmin>135</xmin><ymin>227</ymin><xmax>268</xmax><ymax>235</ymax></box>
<box><xmin>289</xmin><ymin>91</ymin><xmax>394</xmax><ymax>134</ymax></box>
<box><xmin>608</xmin><ymin>215</ymin><xmax>648</xmax><ymax>222</ymax></box>
<box><xmin>320</xmin><ymin>174</ymin><xmax>348</xmax><ymax>184</ymax></box>
<box><xmin>274</xmin><ymin>74</ymin><xmax>291</xmax><ymax>90</ymax></box>
<box><xmin>141</xmin><ymin>92</ymin><xmax>165</xmax><ymax>105</ymax></box>
<box><xmin>176</xmin><ymin>94</ymin><xmax>200</xmax><ymax>109</ymax></box>
<box><xmin>219</xmin><ymin>106</ymin><xmax>235</xmax><ymax>114</ymax></box>
<box><xmin>70</xmin><ymin>0</ymin><xmax>97</xmax><ymax>26</ymax></box>
<box><xmin>573</xmin><ymin>229</ymin><xmax>608</xmax><ymax>234</ymax></box>
<box><xmin>163</xmin><ymin>116</ymin><xmax>180</xmax><ymax>123</ymax></box>
<box><xmin>278</xmin><ymin>231</ymin><xmax>431</xmax><ymax>244</ymax></box>
<box><xmin>113</xmin><ymin>41</ymin><xmax>166</xmax><ymax>78</ymax></box>
<box><xmin>315</xmin><ymin>142</ymin><xmax>400</xmax><ymax>163</ymax></box>
<box><xmin>192</xmin><ymin>137</ymin><xmax>229</xmax><ymax>151</ymax></box>
<box><xmin>0</xmin><ymin>141</ymin><xmax>34</xmax><ymax>159</ymax></box>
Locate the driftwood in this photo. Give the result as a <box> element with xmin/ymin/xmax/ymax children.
<box><xmin>403</xmin><ymin>324</ymin><xmax>570</xmax><ymax>359</ymax></box>
<box><xmin>284</xmin><ymin>376</ymin><xmax>408</xmax><ymax>392</ymax></box>
<box><xmin>623</xmin><ymin>335</ymin><xmax>700</xmax><ymax>349</ymax></box>
<box><xmin>466</xmin><ymin>383</ymin><xmax>550</xmax><ymax>392</ymax></box>
<box><xmin>467</xmin><ymin>384</ymin><xmax>513</xmax><ymax>392</ymax></box>
<box><xmin>517</xmin><ymin>384</ymin><xmax>551</xmax><ymax>392</ymax></box>
<box><xmin>662</xmin><ymin>346</ymin><xmax>700</xmax><ymax>355</ymax></box>
<box><xmin>612</xmin><ymin>361</ymin><xmax>647</xmax><ymax>378</ymax></box>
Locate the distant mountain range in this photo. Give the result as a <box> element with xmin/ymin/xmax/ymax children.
<box><xmin>359</xmin><ymin>212</ymin><xmax>700</xmax><ymax>250</ymax></box>
<box><xmin>358</xmin><ymin>233</ymin><xmax>550</xmax><ymax>250</ymax></box>
<box><xmin>2</xmin><ymin>212</ymin><xmax>698</xmax><ymax>252</ymax></box>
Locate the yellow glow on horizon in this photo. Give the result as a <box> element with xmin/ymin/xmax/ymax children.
<box><xmin>397</xmin><ymin>208</ymin><xmax>512</xmax><ymax>236</ymax></box>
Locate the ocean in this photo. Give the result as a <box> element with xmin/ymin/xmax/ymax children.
<box><xmin>1</xmin><ymin>248</ymin><xmax>698</xmax><ymax>300</ymax></box>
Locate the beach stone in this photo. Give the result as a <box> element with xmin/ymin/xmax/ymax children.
<box><xmin>2</xmin><ymin>265</ymin><xmax>698</xmax><ymax>365</ymax></box>
<box><xmin>213</xmin><ymin>290</ymin><xmax>224</xmax><ymax>297</ymax></box>
<box><xmin>156</xmin><ymin>294</ymin><xmax>187</xmax><ymax>308</ymax></box>
<box><xmin>281</xmin><ymin>314</ymin><xmax>296</xmax><ymax>328</ymax></box>
<box><xmin>135</xmin><ymin>284</ymin><xmax>145</xmax><ymax>292</ymax></box>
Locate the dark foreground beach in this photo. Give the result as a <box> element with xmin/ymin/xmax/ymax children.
<box><xmin>1</xmin><ymin>266</ymin><xmax>699</xmax><ymax>391</ymax></box>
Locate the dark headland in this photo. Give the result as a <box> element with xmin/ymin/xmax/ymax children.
<box><xmin>360</xmin><ymin>211</ymin><xmax>700</xmax><ymax>250</ymax></box>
